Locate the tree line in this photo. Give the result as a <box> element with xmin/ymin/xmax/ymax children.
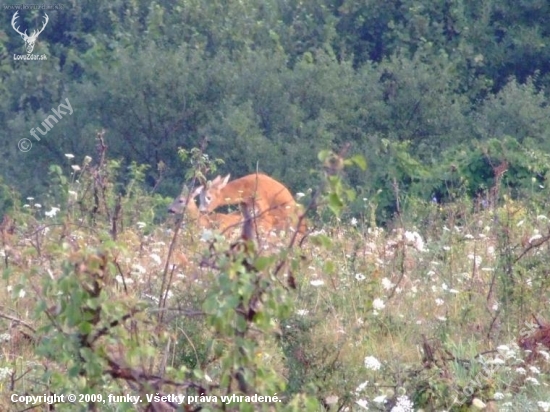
<box><xmin>2</xmin><ymin>0</ymin><xmax>550</xmax><ymax>221</ymax></box>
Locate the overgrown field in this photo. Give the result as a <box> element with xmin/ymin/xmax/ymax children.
<box><xmin>2</xmin><ymin>152</ymin><xmax>550</xmax><ymax>412</ymax></box>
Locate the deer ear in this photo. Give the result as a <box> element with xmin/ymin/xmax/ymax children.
<box><xmin>210</xmin><ymin>175</ymin><xmax>221</xmax><ymax>186</ymax></box>
<box><xmin>191</xmin><ymin>185</ymin><xmax>203</xmax><ymax>198</ymax></box>
<box><xmin>221</xmin><ymin>174</ymin><xmax>231</xmax><ymax>186</ymax></box>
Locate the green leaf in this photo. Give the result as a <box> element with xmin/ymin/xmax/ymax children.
<box><xmin>254</xmin><ymin>256</ymin><xmax>274</xmax><ymax>271</ymax></box>
<box><xmin>349</xmin><ymin>155</ymin><xmax>367</xmax><ymax>171</ymax></box>
<box><xmin>323</xmin><ymin>260</ymin><xmax>335</xmax><ymax>275</ymax></box>
<box><xmin>345</xmin><ymin>188</ymin><xmax>356</xmax><ymax>201</ymax></box>
<box><xmin>328</xmin><ymin>192</ymin><xmax>344</xmax><ymax>216</ymax></box>
<box><xmin>318</xmin><ymin>150</ymin><xmax>330</xmax><ymax>162</ymax></box>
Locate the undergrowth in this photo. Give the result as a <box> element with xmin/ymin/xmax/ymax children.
<box><xmin>1</xmin><ymin>139</ymin><xmax>550</xmax><ymax>411</ymax></box>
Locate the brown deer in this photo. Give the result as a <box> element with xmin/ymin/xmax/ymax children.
<box><xmin>198</xmin><ymin>173</ymin><xmax>307</xmax><ymax>235</ymax></box>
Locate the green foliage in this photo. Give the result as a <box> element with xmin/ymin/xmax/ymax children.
<box><xmin>474</xmin><ymin>77</ymin><xmax>550</xmax><ymax>145</ymax></box>
<box><xmin>1</xmin><ymin>0</ymin><xmax>549</xmax><ymax>214</ymax></box>
<box><xmin>5</xmin><ymin>144</ymin><xmax>550</xmax><ymax>410</ymax></box>
<box><xmin>0</xmin><ymin>177</ymin><xmax>17</xmax><ymax>218</ymax></box>
<box><xmin>5</xmin><ymin>0</ymin><xmax>550</xmax><ymax>408</ymax></box>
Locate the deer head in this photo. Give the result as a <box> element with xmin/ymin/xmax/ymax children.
<box><xmin>12</xmin><ymin>11</ymin><xmax>49</xmax><ymax>54</ymax></box>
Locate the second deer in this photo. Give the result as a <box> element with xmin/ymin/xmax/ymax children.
<box><xmin>168</xmin><ymin>186</ymin><xmax>242</xmax><ymax>232</ymax></box>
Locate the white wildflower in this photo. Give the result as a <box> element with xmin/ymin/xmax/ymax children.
<box><xmin>538</xmin><ymin>401</ymin><xmax>550</xmax><ymax>412</ymax></box>
<box><xmin>355</xmin><ymin>381</ymin><xmax>369</xmax><ymax>393</ymax></box>
<box><xmin>115</xmin><ymin>275</ymin><xmax>134</xmax><ymax>284</ymax></box>
<box><xmin>515</xmin><ymin>367</ymin><xmax>526</xmax><ymax>375</ymax></box>
<box><xmin>150</xmin><ymin>253</ymin><xmax>162</xmax><ymax>265</ymax></box>
<box><xmin>391</xmin><ymin>395</ymin><xmax>414</xmax><ymax>412</ymax></box>
<box><xmin>34</xmin><ymin>203</ymin><xmax>42</xmax><ymax>208</ymax></box>
<box><xmin>295</xmin><ymin>192</ymin><xmax>305</xmax><ymax>199</ymax></box>
<box><xmin>136</xmin><ymin>221</ymin><xmax>146</xmax><ymax>229</ymax></box>
<box><xmin>296</xmin><ymin>309</ymin><xmax>309</xmax><ymax>316</ymax></box>
<box><xmin>143</xmin><ymin>294</ymin><xmax>159</xmax><ymax>304</ymax></box>
<box><xmin>325</xmin><ymin>395</ymin><xmax>338</xmax><ymax>405</ymax></box>
<box><xmin>435</xmin><ymin>298</ymin><xmax>444</xmax><ymax>306</ymax></box>
<box><xmin>467</xmin><ymin>254</ymin><xmax>482</xmax><ymax>266</ymax></box>
<box><xmin>529</xmin><ymin>366</ymin><xmax>541</xmax><ymax>374</ymax></box>
<box><xmin>373</xmin><ymin>395</ymin><xmax>386</xmax><ymax>404</ymax></box>
<box><xmin>356</xmin><ymin>399</ymin><xmax>369</xmax><ymax>410</ymax></box>
<box><xmin>372</xmin><ymin>298</ymin><xmax>385</xmax><ymax>311</ymax></box>
<box><xmin>382</xmin><ymin>277</ymin><xmax>394</xmax><ymax>290</ymax></box>
<box><xmin>71</xmin><ymin>165</ymin><xmax>81</xmax><ymax>172</ymax></box>
<box><xmin>497</xmin><ymin>345</ymin><xmax>517</xmax><ymax>359</ymax></box>
<box><xmin>310</xmin><ymin>279</ymin><xmax>325</xmax><ymax>287</ymax></box>
<box><xmin>364</xmin><ymin>356</ymin><xmax>381</xmax><ymax>370</ymax></box>
<box><xmin>472</xmin><ymin>398</ymin><xmax>486</xmax><ymax>409</ymax></box>
<box><xmin>355</xmin><ymin>273</ymin><xmax>366</xmax><ymax>281</ymax></box>
<box><xmin>494</xmin><ymin>392</ymin><xmax>504</xmax><ymax>400</ymax></box>
<box><xmin>486</xmin><ymin>357</ymin><xmax>505</xmax><ymax>365</ymax></box>
<box><xmin>526</xmin><ymin>376</ymin><xmax>540</xmax><ymax>385</ymax></box>
<box><xmin>404</xmin><ymin>230</ymin><xmax>424</xmax><ymax>251</ymax></box>
<box><xmin>351</xmin><ymin>217</ymin><xmax>358</xmax><ymax>226</ymax></box>
<box><xmin>0</xmin><ymin>367</ymin><xmax>13</xmax><ymax>380</ymax></box>
<box><xmin>45</xmin><ymin>207</ymin><xmax>60</xmax><ymax>217</ymax></box>
<box><xmin>18</xmin><ymin>289</ymin><xmax>26</xmax><ymax>298</ymax></box>
<box><xmin>64</xmin><ymin>154</ymin><xmax>74</xmax><ymax>159</ymax></box>
<box><xmin>464</xmin><ymin>234</ymin><xmax>474</xmax><ymax>239</ymax></box>
<box><xmin>529</xmin><ymin>234</ymin><xmax>543</xmax><ymax>244</ymax></box>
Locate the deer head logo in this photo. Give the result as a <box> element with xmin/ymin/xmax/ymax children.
<box><xmin>11</xmin><ymin>11</ymin><xmax>49</xmax><ymax>54</ymax></box>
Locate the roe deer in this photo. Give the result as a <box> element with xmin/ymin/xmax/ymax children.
<box><xmin>199</xmin><ymin>173</ymin><xmax>307</xmax><ymax>234</ymax></box>
<box><xmin>168</xmin><ymin>186</ymin><xmax>242</xmax><ymax>232</ymax></box>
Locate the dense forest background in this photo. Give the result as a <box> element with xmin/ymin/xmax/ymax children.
<box><xmin>2</xmin><ymin>0</ymin><xmax>550</xmax><ymax>222</ymax></box>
